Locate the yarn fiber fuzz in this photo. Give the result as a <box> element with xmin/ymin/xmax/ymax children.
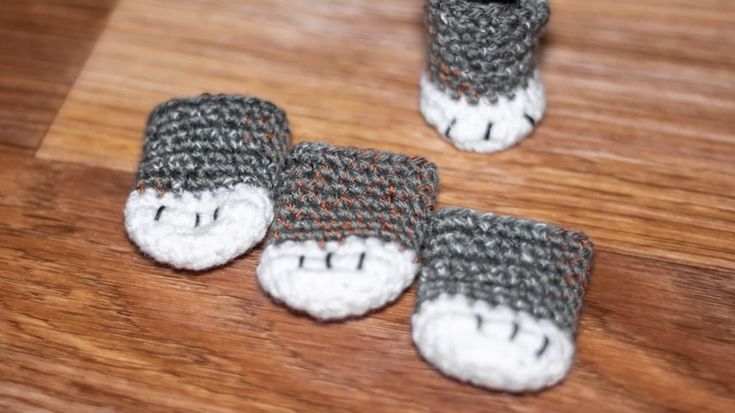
<box><xmin>125</xmin><ymin>94</ymin><xmax>290</xmax><ymax>270</ymax></box>
<box><xmin>425</xmin><ymin>0</ymin><xmax>550</xmax><ymax>104</ymax></box>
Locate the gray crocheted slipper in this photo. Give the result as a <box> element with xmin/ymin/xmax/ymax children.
<box><xmin>257</xmin><ymin>142</ymin><xmax>439</xmax><ymax>320</ymax></box>
<box><xmin>412</xmin><ymin>208</ymin><xmax>594</xmax><ymax>392</ymax></box>
<box><xmin>124</xmin><ymin>94</ymin><xmax>290</xmax><ymax>270</ymax></box>
<box><xmin>420</xmin><ymin>0</ymin><xmax>550</xmax><ymax>153</ymax></box>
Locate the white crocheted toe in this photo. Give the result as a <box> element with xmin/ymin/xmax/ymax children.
<box><xmin>420</xmin><ymin>71</ymin><xmax>546</xmax><ymax>153</ymax></box>
<box><xmin>257</xmin><ymin>236</ymin><xmax>419</xmax><ymax>320</ymax></box>
<box><xmin>412</xmin><ymin>294</ymin><xmax>574</xmax><ymax>392</ymax></box>
<box><xmin>124</xmin><ymin>184</ymin><xmax>273</xmax><ymax>271</ymax></box>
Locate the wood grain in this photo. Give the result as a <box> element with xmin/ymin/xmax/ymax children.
<box><xmin>1</xmin><ymin>152</ymin><xmax>733</xmax><ymax>412</ymax></box>
<box><xmin>0</xmin><ymin>0</ymin><xmax>116</xmax><ymax>149</ymax></box>
<box><xmin>2</xmin><ymin>0</ymin><xmax>734</xmax><ymax>412</ymax></box>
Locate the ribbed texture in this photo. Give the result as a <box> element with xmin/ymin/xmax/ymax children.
<box><xmin>417</xmin><ymin>208</ymin><xmax>594</xmax><ymax>332</ymax></box>
<box><xmin>134</xmin><ymin>94</ymin><xmax>290</xmax><ymax>194</ymax></box>
<box><xmin>425</xmin><ymin>0</ymin><xmax>549</xmax><ymax>104</ymax></box>
<box><xmin>268</xmin><ymin>142</ymin><xmax>439</xmax><ymax>251</ymax></box>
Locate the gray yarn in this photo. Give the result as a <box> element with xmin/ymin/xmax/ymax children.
<box><xmin>134</xmin><ymin>94</ymin><xmax>290</xmax><ymax>195</ymax></box>
<box><xmin>268</xmin><ymin>142</ymin><xmax>439</xmax><ymax>252</ymax></box>
<box><xmin>425</xmin><ymin>0</ymin><xmax>550</xmax><ymax>104</ymax></box>
<box><xmin>416</xmin><ymin>208</ymin><xmax>594</xmax><ymax>332</ymax></box>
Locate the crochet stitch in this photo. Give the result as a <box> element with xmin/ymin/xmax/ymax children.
<box><xmin>135</xmin><ymin>94</ymin><xmax>289</xmax><ymax>194</ymax></box>
<box><xmin>417</xmin><ymin>208</ymin><xmax>593</xmax><ymax>331</ymax></box>
<box><xmin>425</xmin><ymin>0</ymin><xmax>549</xmax><ymax>104</ymax></box>
<box><xmin>412</xmin><ymin>207</ymin><xmax>594</xmax><ymax>391</ymax></box>
<box><xmin>420</xmin><ymin>0</ymin><xmax>550</xmax><ymax>153</ymax></box>
<box><xmin>125</xmin><ymin>94</ymin><xmax>290</xmax><ymax>270</ymax></box>
<box><xmin>258</xmin><ymin>142</ymin><xmax>439</xmax><ymax>320</ymax></box>
<box><xmin>268</xmin><ymin>142</ymin><xmax>438</xmax><ymax>252</ymax></box>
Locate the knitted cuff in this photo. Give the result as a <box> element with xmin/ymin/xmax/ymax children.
<box><xmin>268</xmin><ymin>142</ymin><xmax>439</xmax><ymax>251</ymax></box>
<box><xmin>425</xmin><ymin>0</ymin><xmax>550</xmax><ymax>104</ymax></box>
<box><xmin>412</xmin><ymin>207</ymin><xmax>593</xmax><ymax>392</ymax></box>
<box><xmin>134</xmin><ymin>93</ymin><xmax>290</xmax><ymax>195</ymax></box>
<box><xmin>125</xmin><ymin>94</ymin><xmax>290</xmax><ymax>270</ymax></box>
<box><xmin>417</xmin><ymin>207</ymin><xmax>593</xmax><ymax>332</ymax></box>
<box><xmin>258</xmin><ymin>142</ymin><xmax>439</xmax><ymax>320</ymax></box>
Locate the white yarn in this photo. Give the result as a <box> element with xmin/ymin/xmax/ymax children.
<box><xmin>124</xmin><ymin>184</ymin><xmax>273</xmax><ymax>271</ymax></box>
<box><xmin>412</xmin><ymin>294</ymin><xmax>574</xmax><ymax>392</ymax></box>
<box><xmin>257</xmin><ymin>236</ymin><xmax>419</xmax><ymax>320</ymax></box>
<box><xmin>420</xmin><ymin>71</ymin><xmax>546</xmax><ymax>153</ymax></box>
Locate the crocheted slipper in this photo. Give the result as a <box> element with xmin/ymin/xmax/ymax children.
<box><xmin>412</xmin><ymin>208</ymin><xmax>594</xmax><ymax>392</ymax></box>
<box><xmin>420</xmin><ymin>0</ymin><xmax>550</xmax><ymax>153</ymax></box>
<box><xmin>257</xmin><ymin>142</ymin><xmax>438</xmax><ymax>320</ymax></box>
<box><xmin>124</xmin><ymin>94</ymin><xmax>290</xmax><ymax>270</ymax></box>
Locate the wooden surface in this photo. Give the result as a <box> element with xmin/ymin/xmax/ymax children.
<box><xmin>2</xmin><ymin>0</ymin><xmax>734</xmax><ymax>412</ymax></box>
<box><xmin>0</xmin><ymin>0</ymin><xmax>117</xmax><ymax>149</ymax></box>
